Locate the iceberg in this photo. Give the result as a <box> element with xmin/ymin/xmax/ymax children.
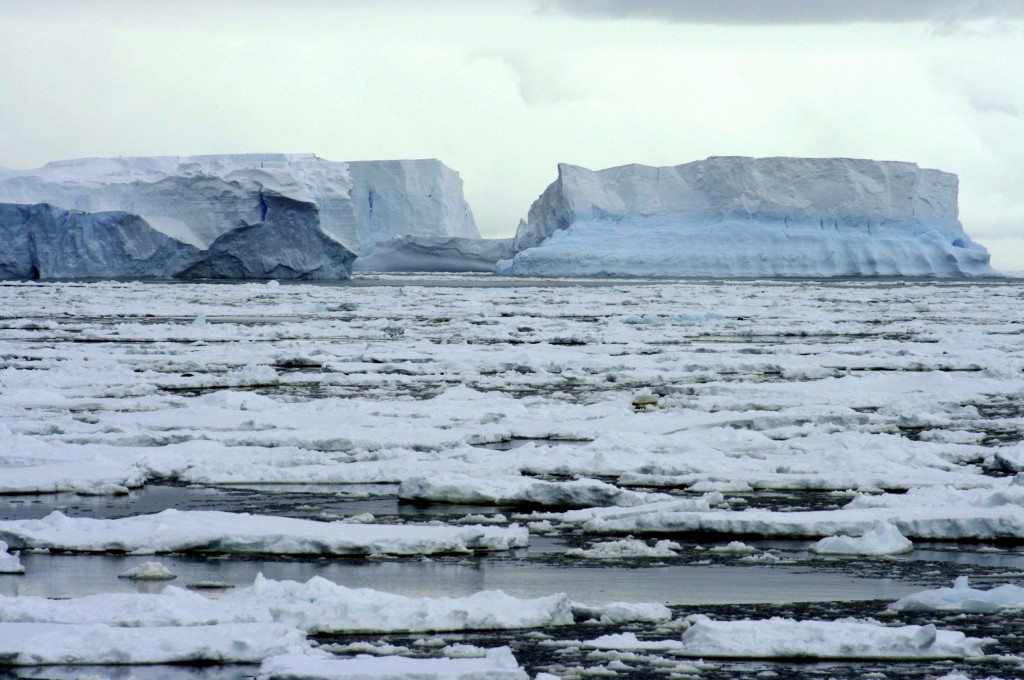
<box><xmin>498</xmin><ymin>157</ymin><xmax>999</xmax><ymax>278</ymax></box>
<box><xmin>353</xmin><ymin>235</ymin><xmax>515</xmax><ymax>272</ymax></box>
<box><xmin>0</xmin><ymin>154</ymin><xmax>479</xmax><ymax>279</ymax></box>
<box><xmin>0</xmin><ymin>203</ymin><xmax>200</xmax><ymax>279</ymax></box>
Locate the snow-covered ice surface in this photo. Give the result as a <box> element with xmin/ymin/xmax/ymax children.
<box><xmin>1</xmin><ymin>274</ymin><xmax>1023</xmax><ymax>679</ymax></box>
<box><xmin>258</xmin><ymin>646</ymin><xmax>527</xmax><ymax>680</ymax></box>
<box><xmin>668</xmin><ymin>617</ymin><xmax>990</xmax><ymax>659</ymax></box>
<box><xmin>0</xmin><ymin>509</ymin><xmax>528</xmax><ymax>555</ymax></box>
<box><xmin>893</xmin><ymin>576</ymin><xmax>1024</xmax><ymax>613</ymax></box>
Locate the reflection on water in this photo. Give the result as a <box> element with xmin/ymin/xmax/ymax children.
<box><xmin>1</xmin><ymin>551</ymin><xmax>921</xmax><ymax>605</ymax></box>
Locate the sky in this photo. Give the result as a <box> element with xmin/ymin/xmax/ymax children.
<box><xmin>1</xmin><ymin>0</ymin><xmax>1022</xmax><ymax>270</ymax></box>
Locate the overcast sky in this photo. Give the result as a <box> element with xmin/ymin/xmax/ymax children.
<box><xmin>2</xmin><ymin>0</ymin><xmax>1022</xmax><ymax>270</ymax></box>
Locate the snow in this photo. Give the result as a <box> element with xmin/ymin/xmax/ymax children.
<box><xmin>500</xmin><ymin>157</ymin><xmax>998</xmax><ymax>278</ymax></box>
<box><xmin>0</xmin><ymin>510</ymin><xmax>528</xmax><ymax>555</ymax></box>
<box><xmin>0</xmin><ymin>540</ymin><xmax>24</xmax><ymax>574</ymax></box>
<box><xmin>587</xmin><ymin>618</ymin><xmax>992</xmax><ymax>660</ymax></box>
<box><xmin>258</xmin><ymin>646</ymin><xmax>527</xmax><ymax>680</ymax></box>
<box><xmin>892</xmin><ymin>576</ymin><xmax>1024</xmax><ymax>613</ymax></box>
<box><xmin>0</xmin><ymin>155</ymin><xmax>479</xmax><ymax>279</ymax></box>
<box><xmin>0</xmin><ymin>621</ymin><xmax>313</xmax><ymax>665</ymax></box>
<box><xmin>809</xmin><ymin>521</ymin><xmax>914</xmax><ymax>555</ymax></box>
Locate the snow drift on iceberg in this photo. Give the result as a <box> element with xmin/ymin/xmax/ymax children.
<box><xmin>499</xmin><ymin>157</ymin><xmax>998</xmax><ymax>278</ymax></box>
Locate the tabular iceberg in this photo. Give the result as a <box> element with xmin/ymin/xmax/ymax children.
<box><xmin>498</xmin><ymin>157</ymin><xmax>998</xmax><ymax>278</ymax></box>
<box><xmin>0</xmin><ymin>154</ymin><xmax>479</xmax><ymax>280</ymax></box>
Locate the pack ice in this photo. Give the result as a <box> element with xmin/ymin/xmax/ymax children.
<box><xmin>0</xmin><ymin>155</ymin><xmax>479</xmax><ymax>279</ymax></box>
<box><xmin>498</xmin><ymin>157</ymin><xmax>998</xmax><ymax>278</ymax></box>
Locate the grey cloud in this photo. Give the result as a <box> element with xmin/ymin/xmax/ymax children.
<box><xmin>540</xmin><ymin>0</ymin><xmax>1024</xmax><ymax>25</ymax></box>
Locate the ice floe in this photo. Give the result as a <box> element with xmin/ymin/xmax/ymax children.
<box><xmin>581</xmin><ymin>503</ymin><xmax>1024</xmax><ymax>541</ymax></box>
<box><xmin>674</xmin><ymin>617</ymin><xmax>991</xmax><ymax>660</ymax></box>
<box><xmin>258</xmin><ymin>646</ymin><xmax>527</xmax><ymax>680</ymax></box>
<box><xmin>398</xmin><ymin>474</ymin><xmax>669</xmax><ymax>508</ymax></box>
<box><xmin>0</xmin><ymin>574</ymin><xmax>672</xmax><ymax>632</ymax></box>
<box><xmin>0</xmin><ymin>621</ymin><xmax>312</xmax><ymax>665</ymax></box>
<box><xmin>585</xmin><ymin>618</ymin><xmax>991</xmax><ymax>660</ymax></box>
<box><xmin>0</xmin><ymin>510</ymin><xmax>528</xmax><ymax>555</ymax></box>
<box><xmin>892</xmin><ymin>576</ymin><xmax>1024</xmax><ymax>613</ymax></box>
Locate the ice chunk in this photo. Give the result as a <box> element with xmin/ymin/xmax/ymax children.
<box><xmin>566</xmin><ymin>538</ymin><xmax>680</xmax><ymax>558</ymax></box>
<box><xmin>118</xmin><ymin>561</ymin><xmax>177</xmax><ymax>580</ymax></box>
<box><xmin>809</xmin><ymin>521</ymin><xmax>914</xmax><ymax>555</ymax></box>
<box><xmin>892</xmin><ymin>576</ymin><xmax>1024</xmax><ymax>613</ymax></box>
<box><xmin>398</xmin><ymin>474</ymin><xmax>669</xmax><ymax>508</ymax></box>
<box><xmin>0</xmin><ymin>541</ymin><xmax>24</xmax><ymax>574</ymax></box>
<box><xmin>501</xmin><ymin>157</ymin><xmax>998</xmax><ymax>278</ymax></box>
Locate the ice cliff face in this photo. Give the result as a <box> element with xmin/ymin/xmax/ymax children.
<box><xmin>352</xmin><ymin>236</ymin><xmax>515</xmax><ymax>273</ymax></box>
<box><xmin>502</xmin><ymin>157</ymin><xmax>997</xmax><ymax>278</ymax></box>
<box><xmin>0</xmin><ymin>204</ymin><xmax>200</xmax><ymax>279</ymax></box>
<box><xmin>0</xmin><ymin>154</ymin><xmax>478</xmax><ymax>279</ymax></box>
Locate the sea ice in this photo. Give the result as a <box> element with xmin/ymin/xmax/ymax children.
<box><xmin>581</xmin><ymin>503</ymin><xmax>1024</xmax><ymax>541</ymax></box>
<box><xmin>668</xmin><ymin>617</ymin><xmax>991</xmax><ymax>659</ymax></box>
<box><xmin>566</xmin><ymin>538</ymin><xmax>681</xmax><ymax>559</ymax></box>
<box><xmin>0</xmin><ymin>510</ymin><xmax>528</xmax><ymax>555</ymax></box>
<box><xmin>0</xmin><ymin>621</ymin><xmax>312</xmax><ymax>665</ymax></box>
<box><xmin>398</xmin><ymin>474</ymin><xmax>670</xmax><ymax>508</ymax></box>
<box><xmin>892</xmin><ymin>576</ymin><xmax>1024</xmax><ymax>613</ymax></box>
<box><xmin>258</xmin><ymin>646</ymin><xmax>528</xmax><ymax>680</ymax></box>
<box><xmin>0</xmin><ymin>574</ymin><xmax>668</xmax><ymax>632</ymax></box>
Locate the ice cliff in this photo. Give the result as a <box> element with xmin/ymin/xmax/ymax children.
<box><xmin>0</xmin><ymin>154</ymin><xmax>479</xmax><ymax>279</ymax></box>
<box><xmin>352</xmin><ymin>235</ymin><xmax>515</xmax><ymax>273</ymax></box>
<box><xmin>499</xmin><ymin>157</ymin><xmax>997</xmax><ymax>278</ymax></box>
